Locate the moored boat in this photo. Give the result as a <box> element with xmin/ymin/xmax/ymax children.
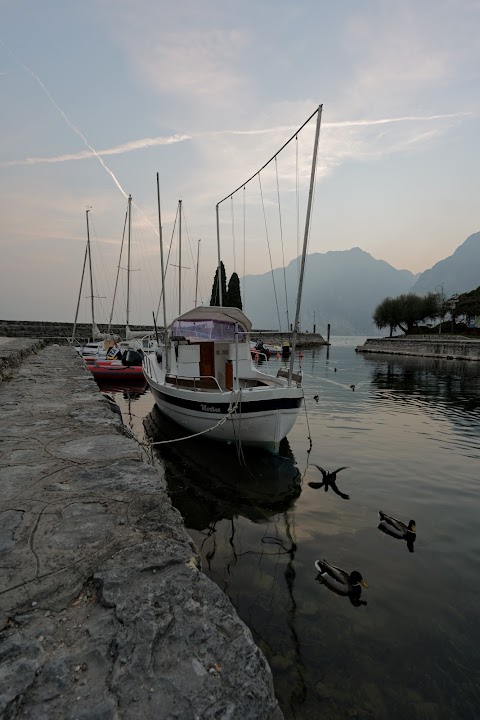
<box><xmin>144</xmin><ymin>105</ymin><xmax>323</xmax><ymax>453</ymax></box>
<box><xmin>143</xmin><ymin>306</ymin><xmax>303</xmax><ymax>453</ymax></box>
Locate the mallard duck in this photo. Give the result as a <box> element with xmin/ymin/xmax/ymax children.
<box><xmin>314</xmin><ymin>559</ymin><xmax>368</xmax><ymax>595</ymax></box>
<box><xmin>378</xmin><ymin>511</ymin><xmax>416</xmax><ymax>540</ymax></box>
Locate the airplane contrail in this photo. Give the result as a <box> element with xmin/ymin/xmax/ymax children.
<box><xmin>0</xmin><ymin>38</ymin><xmax>128</xmax><ymax>197</ymax></box>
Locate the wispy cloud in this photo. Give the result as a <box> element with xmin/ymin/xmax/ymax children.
<box><xmin>1</xmin><ymin>111</ymin><xmax>469</xmax><ymax>169</ymax></box>
<box><xmin>0</xmin><ymin>133</ymin><xmax>192</xmax><ymax>167</ymax></box>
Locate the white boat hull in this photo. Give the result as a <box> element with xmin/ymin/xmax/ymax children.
<box><xmin>146</xmin><ymin>378</ymin><xmax>303</xmax><ymax>453</ymax></box>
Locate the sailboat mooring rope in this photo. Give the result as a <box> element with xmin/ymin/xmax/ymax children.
<box><xmin>145</xmin><ymin>390</ymin><xmax>242</xmax><ymax>448</ymax></box>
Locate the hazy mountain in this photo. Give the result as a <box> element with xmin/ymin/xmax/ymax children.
<box><xmin>242</xmin><ymin>247</ymin><xmax>416</xmax><ymax>336</ymax></box>
<box><xmin>411</xmin><ymin>231</ymin><xmax>480</xmax><ymax>298</ymax></box>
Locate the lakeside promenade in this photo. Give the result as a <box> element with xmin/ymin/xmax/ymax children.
<box><xmin>0</xmin><ymin>338</ymin><xmax>282</xmax><ymax>720</ymax></box>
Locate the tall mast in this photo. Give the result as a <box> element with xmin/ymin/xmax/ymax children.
<box><xmin>126</xmin><ymin>193</ymin><xmax>132</xmax><ymax>327</ymax></box>
<box><xmin>215</xmin><ymin>203</ymin><xmax>223</xmax><ymax>305</ymax></box>
<box><xmin>195</xmin><ymin>239</ymin><xmax>201</xmax><ymax>307</ymax></box>
<box><xmin>178</xmin><ymin>199</ymin><xmax>182</xmax><ymax>316</ymax></box>
<box><xmin>86</xmin><ymin>208</ymin><xmax>96</xmax><ymax>337</ymax></box>
<box><xmin>156</xmin><ymin>173</ymin><xmax>169</xmax><ymax>372</ymax></box>
<box><xmin>72</xmin><ymin>226</ymin><xmax>89</xmax><ymax>344</ymax></box>
<box><xmin>108</xmin><ymin>201</ymin><xmax>129</xmax><ymax>334</ymax></box>
<box><xmin>288</xmin><ymin>104</ymin><xmax>323</xmax><ymax>386</ymax></box>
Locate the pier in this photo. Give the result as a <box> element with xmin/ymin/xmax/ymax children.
<box><xmin>0</xmin><ymin>338</ymin><xmax>283</xmax><ymax>719</ymax></box>
<box><xmin>355</xmin><ymin>335</ymin><xmax>480</xmax><ymax>361</ymax></box>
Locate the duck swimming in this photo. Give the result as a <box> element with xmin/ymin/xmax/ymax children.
<box><xmin>314</xmin><ymin>559</ymin><xmax>368</xmax><ymax>606</ymax></box>
<box><xmin>378</xmin><ymin>511</ymin><xmax>416</xmax><ymax>552</ymax></box>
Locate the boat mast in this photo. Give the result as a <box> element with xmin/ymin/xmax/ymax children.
<box><xmin>195</xmin><ymin>239</ymin><xmax>201</xmax><ymax>307</ymax></box>
<box><xmin>178</xmin><ymin>200</ymin><xmax>182</xmax><ymax>316</ymax></box>
<box><xmin>86</xmin><ymin>208</ymin><xmax>96</xmax><ymax>339</ymax></box>
<box><xmin>108</xmin><ymin>201</ymin><xmax>129</xmax><ymax>335</ymax></box>
<box><xmin>156</xmin><ymin>173</ymin><xmax>169</xmax><ymax>372</ymax></box>
<box><xmin>72</xmin><ymin>226</ymin><xmax>89</xmax><ymax>344</ymax></box>
<box><xmin>126</xmin><ymin>194</ymin><xmax>132</xmax><ymax>328</ymax></box>
<box><xmin>288</xmin><ymin>105</ymin><xmax>323</xmax><ymax>386</ymax></box>
<box><xmin>215</xmin><ymin>204</ymin><xmax>223</xmax><ymax>305</ymax></box>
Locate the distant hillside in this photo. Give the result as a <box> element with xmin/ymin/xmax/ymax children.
<box><xmin>242</xmin><ymin>247</ymin><xmax>416</xmax><ymax>335</ymax></box>
<box><xmin>411</xmin><ymin>231</ymin><xmax>480</xmax><ymax>297</ymax></box>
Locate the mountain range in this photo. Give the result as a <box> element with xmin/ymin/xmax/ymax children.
<box><xmin>241</xmin><ymin>231</ymin><xmax>480</xmax><ymax>336</ymax></box>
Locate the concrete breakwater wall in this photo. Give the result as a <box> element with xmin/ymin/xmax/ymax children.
<box><xmin>0</xmin><ymin>319</ymin><xmax>327</xmax><ymax>347</ymax></box>
<box><xmin>251</xmin><ymin>331</ymin><xmax>327</xmax><ymax>348</ymax></box>
<box><xmin>0</xmin><ymin>340</ymin><xmax>283</xmax><ymax>719</ymax></box>
<box><xmin>0</xmin><ymin>319</ymin><xmax>154</xmax><ymax>343</ymax></box>
<box><xmin>356</xmin><ymin>335</ymin><xmax>480</xmax><ymax>361</ymax></box>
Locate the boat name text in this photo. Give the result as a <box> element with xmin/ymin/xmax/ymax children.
<box><xmin>201</xmin><ymin>404</ymin><xmax>221</xmax><ymax>413</ymax></box>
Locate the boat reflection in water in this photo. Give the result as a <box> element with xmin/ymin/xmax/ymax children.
<box><xmin>143</xmin><ymin>406</ymin><xmax>307</xmax><ymax>715</ymax></box>
<box><xmin>144</xmin><ymin>405</ymin><xmax>301</xmax><ymax>528</ymax></box>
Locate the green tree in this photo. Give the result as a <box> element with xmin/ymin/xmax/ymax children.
<box><xmin>373</xmin><ymin>296</ymin><xmax>400</xmax><ymax>337</ymax></box>
<box><xmin>456</xmin><ymin>286</ymin><xmax>480</xmax><ymax>318</ymax></box>
<box><xmin>226</xmin><ymin>272</ymin><xmax>243</xmax><ymax>309</ymax></box>
<box><xmin>209</xmin><ymin>262</ymin><xmax>227</xmax><ymax>306</ymax></box>
<box><xmin>373</xmin><ymin>292</ymin><xmax>440</xmax><ymax>335</ymax></box>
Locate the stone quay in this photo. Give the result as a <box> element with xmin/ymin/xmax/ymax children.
<box><xmin>355</xmin><ymin>335</ymin><xmax>480</xmax><ymax>361</ymax></box>
<box><xmin>0</xmin><ymin>338</ymin><xmax>283</xmax><ymax>720</ymax></box>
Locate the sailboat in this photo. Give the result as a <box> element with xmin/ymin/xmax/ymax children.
<box><xmin>72</xmin><ymin>204</ymin><xmax>146</xmax><ymax>385</ymax></box>
<box><xmin>74</xmin><ymin>196</ymin><xmax>155</xmax><ymax>358</ymax></box>
<box><xmin>143</xmin><ymin>107</ymin><xmax>323</xmax><ymax>453</ymax></box>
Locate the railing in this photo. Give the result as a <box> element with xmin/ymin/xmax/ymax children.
<box><xmin>165</xmin><ymin>374</ymin><xmax>223</xmax><ymax>392</ymax></box>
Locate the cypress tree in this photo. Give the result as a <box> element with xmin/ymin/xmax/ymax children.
<box><xmin>209</xmin><ymin>261</ymin><xmax>227</xmax><ymax>306</ymax></box>
<box><xmin>226</xmin><ymin>272</ymin><xmax>243</xmax><ymax>310</ymax></box>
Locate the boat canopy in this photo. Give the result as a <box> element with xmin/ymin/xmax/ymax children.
<box><xmin>171</xmin><ymin>306</ymin><xmax>251</xmax><ymax>342</ymax></box>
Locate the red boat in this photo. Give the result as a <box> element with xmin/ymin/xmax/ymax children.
<box><xmin>85</xmin><ymin>359</ymin><xmax>145</xmax><ymax>384</ymax></box>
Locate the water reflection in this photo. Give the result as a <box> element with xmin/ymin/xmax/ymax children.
<box><xmin>364</xmin><ymin>354</ymin><xmax>480</xmax><ymax>413</ymax></box>
<box><xmin>143</xmin><ymin>406</ymin><xmax>308</xmax><ymax>714</ymax></box>
<box><xmin>144</xmin><ymin>406</ymin><xmax>302</xmax><ymax>528</ymax></box>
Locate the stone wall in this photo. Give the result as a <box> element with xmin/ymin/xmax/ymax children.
<box><xmin>0</xmin><ymin>320</ymin><xmax>327</xmax><ymax>347</ymax></box>
<box><xmin>0</xmin><ymin>320</ymin><xmax>156</xmax><ymax>343</ymax></box>
<box><xmin>356</xmin><ymin>335</ymin><xmax>480</xmax><ymax>361</ymax></box>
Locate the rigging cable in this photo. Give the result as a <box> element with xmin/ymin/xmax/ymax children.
<box><xmin>231</xmin><ymin>195</ymin><xmax>236</xmax><ymax>275</ymax></box>
<box><xmin>258</xmin><ymin>172</ymin><xmax>282</xmax><ymax>332</ymax></box>
<box><xmin>108</xmin><ymin>201</ymin><xmax>129</xmax><ymax>333</ymax></box>
<box><xmin>275</xmin><ymin>156</ymin><xmax>290</xmax><ymax>330</ymax></box>
<box><xmin>296</xmin><ymin>135</ymin><xmax>300</xmax><ymax>283</ymax></box>
<box><xmin>242</xmin><ymin>185</ymin><xmax>246</xmax><ymax>308</ymax></box>
<box><xmin>155</xmin><ymin>204</ymin><xmax>178</xmax><ymax>323</ymax></box>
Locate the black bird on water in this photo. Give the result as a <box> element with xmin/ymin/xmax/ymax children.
<box><xmin>308</xmin><ymin>465</ymin><xmax>350</xmax><ymax>499</ymax></box>
<box><xmin>313</xmin><ymin>395</ymin><xmax>319</xmax><ymax>402</ymax></box>
<box><xmin>350</xmin><ymin>384</ymin><xmax>355</xmax><ymax>391</ymax></box>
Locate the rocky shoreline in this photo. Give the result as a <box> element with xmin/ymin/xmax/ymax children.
<box><xmin>0</xmin><ymin>338</ymin><xmax>283</xmax><ymax>720</ymax></box>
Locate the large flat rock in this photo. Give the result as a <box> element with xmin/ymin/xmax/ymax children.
<box><xmin>0</xmin><ymin>347</ymin><xmax>283</xmax><ymax>720</ymax></box>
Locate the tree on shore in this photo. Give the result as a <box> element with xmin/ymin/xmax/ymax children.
<box><xmin>373</xmin><ymin>292</ymin><xmax>439</xmax><ymax>335</ymax></box>
<box><xmin>226</xmin><ymin>272</ymin><xmax>243</xmax><ymax>309</ymax></box>
<box><xmin>209</xmin><ymin>262</ymin><xmax>227</xmax><ymax>306</ymax></box>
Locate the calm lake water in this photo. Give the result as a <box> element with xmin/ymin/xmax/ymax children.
<box><xmin>108</xmin><ymin>337</ymin><xmax>480</xmax><ymax>720</ymax></box>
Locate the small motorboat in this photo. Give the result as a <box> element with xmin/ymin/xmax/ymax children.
<box><xmin>86</xmin><ymin>349</ymin><xmax>145</xmax><ymax>384</ymax></box>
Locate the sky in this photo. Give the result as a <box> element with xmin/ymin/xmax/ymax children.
<box><xmin>1</xmin><ymin>0</ymin><xmax>479</xmax><ymax>325</ymax></box>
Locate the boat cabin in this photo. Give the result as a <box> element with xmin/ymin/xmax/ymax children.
<box><xmin>160</xmin><ymin>307</ymin><xmax>289</xmax><ymax>391</ymax></box>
